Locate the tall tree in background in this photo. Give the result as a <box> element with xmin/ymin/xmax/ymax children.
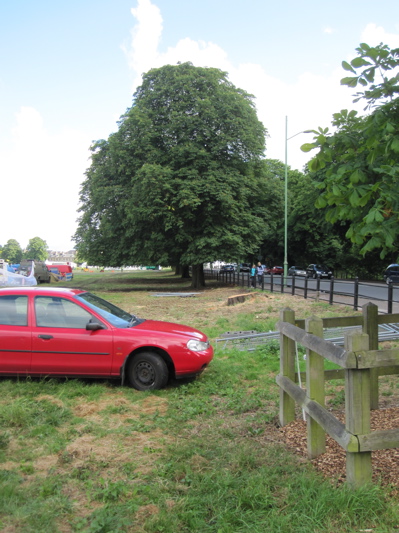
<box><xmin>25</xmin><ymin>237</ymin><xmax>48</xmax><ymax>261</ymax></box>
<box><xmin>75</xmin><ymin>63</ymin><xmax>270</xmax><ymax>287</ymax></box>
<box><xmin>257</xmin><ymin>160</ymin><xmax>345</xmax><ymax>269</ymax></box>
<box><xmin>302</xmin><ymin>43</ymin><xmax>399</xmax><ymax>259</ymax></box>
<box><xmin>2</xmin><ymin>239</ymin><xmax>23</xmax><ymax>263</ymax></box>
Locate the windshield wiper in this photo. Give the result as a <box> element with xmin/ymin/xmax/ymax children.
<box><xmin>129</xmin><ymin>314</ymin><xmax>140</xmax><ymax>326</ymax></box>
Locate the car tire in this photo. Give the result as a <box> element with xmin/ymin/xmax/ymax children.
<box><xmin>127</xmin><ymin>352</ymin><xmax>169</xmax><ymax>391</ymax></box>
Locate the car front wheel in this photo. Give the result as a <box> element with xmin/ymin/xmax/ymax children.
<box><xmin>127</xmin><ymin>351</ymin><xmax>169</xmax><ymax>391</ymax></box>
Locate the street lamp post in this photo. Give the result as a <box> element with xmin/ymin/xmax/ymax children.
<box><xmin>283</xmin><ymin>117</ymin><xmax>311</xmax><ymax>285</ymax></box>
<box><xmin>284</xmin><ymin>117</ymin><xmax>289</xmax><ymax>284</ymax></box>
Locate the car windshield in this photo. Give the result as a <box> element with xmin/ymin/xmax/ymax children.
<box><xmin>76</xmin><ymin>292</ymin><xmax>144</xmax><ymax>328</ymax></box>
<box><xmin>315</xmin><ymin>265</ymin><xmax>327</xmax><ymax>270</ymax></box>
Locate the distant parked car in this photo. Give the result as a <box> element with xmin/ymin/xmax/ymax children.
<box><xmin>306</xmin><ymin>264</ymin><xmax>332</xmax><ymax>279</ymax></box>
<box><xmin>220</xmin><ymin>264</ymin><xmax>237</xmax><ymax>272</ymax></box>
<box><xmin>288</xmin><ymin>266</ymin><xmax>307</xmax><ymax>276</ymax></box>
<box><xmin>267</xmin><ymin>266</ymin><xmax>284</xmax><ymax>275</ymax></box>
<box><xmin>383</xmin><ymin>264</ymin><xmax>399</xmax><ymax>284</ymax></box>
<box><xmin>18</xmin><ymin>260</ymin><xmax>51</xmax><ymax>284</ymax></box>
<box><xmin>238</xmin><ymin>263</ymin><xmax>251</xmax><ymax>272</ymax></box>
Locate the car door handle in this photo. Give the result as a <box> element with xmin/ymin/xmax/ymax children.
<box><xmin>38</xmin><ymin>334</ymin><xmax>53</xmax><ymax>340</ymax></box>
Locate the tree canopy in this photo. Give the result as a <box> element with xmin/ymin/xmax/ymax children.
<box><xmin>302</xmin><ymin>43</ymin><xmax>399</xmax><ymax>259</ymax></box>
<box><xmin>74</xmin><ymin>63</ymin><xmax>273</xmax><ymax>286</ymax></box>
<box><xmin>1</xmin><ymin>239</ymin><xmax>23</xmax><ymax>263</ymax></box>
<box><xmin>25</xmin><ymin>237</ymin><xmax>48</xmax><ymax>261</ymax></box>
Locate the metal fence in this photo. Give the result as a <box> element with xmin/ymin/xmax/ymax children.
<box><xmin>204</xmin><ymin>269</ymin><xmax>399</xmax><ymax>314</ymax></box>
<box><xmin>215</xmin><ymin>322</ymin><xmax>399</xmax><ymax>351</ymax></box>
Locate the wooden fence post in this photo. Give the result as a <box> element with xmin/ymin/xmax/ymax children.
<box><xmin>305</xmin><ymin>316</ymin><xmax>325</xmax><ymax>458</ymax></box>
<box><xmin>362</xmin><ymin>302</ymin><xmax>379</xmax><ymax>410</ymax></box>
<box><xmin>345</xmin><ymin>329</ymin><xmax>372</xmax><ymax>487</ymax></box>
<box><xmin>279</xmin><ymin>308</ymin><xmax>296</xmax><ymax>426</ymax></box>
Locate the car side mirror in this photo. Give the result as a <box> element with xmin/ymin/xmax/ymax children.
<box><xmin>86</xmin><ymin>321</ymin><xmax>106</xmax><ymax>331</ymax></box>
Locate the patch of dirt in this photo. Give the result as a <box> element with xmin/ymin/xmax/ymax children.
<box><xmin>73</xmin><ymin>394</ymin><xmax>168</xmax><ymax>424</ymax></box>
<box><xmin>134</xmin><ymin>504</ymin><xmax>159</xmax><ymax>522</ymax></box>
<box><xmin>279</xmin><ymin>406</ymin><xmax>399</xmax><ymax>493</ymax></box>
<box><xmin>62</xmin><ymin>429</ymin><xmax>165</xmax><ymax>470</ymax></box>
<box><xmin>35</xmin><ymin>394</ymin><xmax>66</xmax><ymax>407</ymax></box>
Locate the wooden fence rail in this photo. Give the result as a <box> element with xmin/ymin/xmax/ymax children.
<box><xmin>277</xmin><ymin>302</ymin><xmax>399</xmax><ymax>487</ymax></box>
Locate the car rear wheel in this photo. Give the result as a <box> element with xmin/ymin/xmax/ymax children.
<box><xmin>127</xmin><ymin>352</ymin><xmax>169</xmax><ymax>391</ymax></box>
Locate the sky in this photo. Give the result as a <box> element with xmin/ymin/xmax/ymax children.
<box><xmin>1</xmin><ymin>0</ymin><xmax>399</xmax><ymax>251</ymax></box>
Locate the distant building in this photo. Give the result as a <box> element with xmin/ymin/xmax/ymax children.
<box><xmin>47</xmin><ymin>249</ymin><xmax>76</xmax><ymax>263</ymax></box>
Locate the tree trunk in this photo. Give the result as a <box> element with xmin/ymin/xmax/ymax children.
<box><xmin>181</xmin><ymin>265</ymin><xmax>190</xmax><ymax>279</ymax></box>
<box><xmin>191</xmin><ymin>264</ymin><xmax>205</xmax><ymax>289</ymax></box>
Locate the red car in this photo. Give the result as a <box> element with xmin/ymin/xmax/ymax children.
<box><xmin>266</xmin><ymin>266</ymin><xmax>284</xmax><ymax>275</ymax></box>
<box><xmin>0</xmin><ymin>287</ymin><xmax>213</xmax><ymax>391</ymax></box>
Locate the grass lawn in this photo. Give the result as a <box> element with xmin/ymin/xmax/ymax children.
<box><xmin>0</xmin><ymin>270</ymin><xmax>398</xmax><ymax>532</ymax></box>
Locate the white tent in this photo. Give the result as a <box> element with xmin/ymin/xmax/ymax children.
<box><xmin>0</xmin><ymin>260</ymin><xmax>37</xmax><ymax>287</ymax></box>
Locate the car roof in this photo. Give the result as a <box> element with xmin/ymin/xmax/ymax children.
<box><xmin>0</xmin><ymin>287</ymin><xmax>86</xmax><ymax>297</ymax></box>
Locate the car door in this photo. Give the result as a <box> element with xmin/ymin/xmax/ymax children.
<box><xmin>31</xmin><ymin>296</ymin><xmax>114</xmax><ymax>376</ymax></box>
<box><xmin>0</xmin><ymin>294</ymin><xmax>31</xmax><ymax>373</ymax></box>
<box><xmin>306</xmin><ymin>264</ymin><xmax>314</xmax><ymax>277</ymax></box>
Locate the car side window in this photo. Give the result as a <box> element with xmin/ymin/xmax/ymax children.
<box><xmin>0</xmin><ymin>295</ymin><xmax>28</xmax><ymax>326</ymax></box>
<box><xmin>35</xmin><ymin>296</ymin><xmax>94</xmax><ymax>329</ymax></box>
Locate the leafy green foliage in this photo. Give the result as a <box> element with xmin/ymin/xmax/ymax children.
<box><xmin>302</xmin><ymin>43</ymin><xmax>399</xmax><ymax>259</ymax></box>
<box><xmin>25</xmin><ymin>236</ymin><xmax>48</xmax><ymax>261</ymax></box>
<box><xmin>256</xmin><ymin>159</ymin><xmax>347</xmax><ymax>268</ymax></box>
<box><xmin>1</xmin><ymin>239</ymin><xmax>23</xmax><ymax>263</ymax></box>
<box><xmin>74</xmin><ymin>63</ymin><xmax>271</xmax><ymax>284</ymax></box>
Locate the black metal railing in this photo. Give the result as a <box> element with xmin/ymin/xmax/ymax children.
<box><xmin>204</xmin><ymin>270</ymin><xmax>399</xmax><ymax>313</ymax></box>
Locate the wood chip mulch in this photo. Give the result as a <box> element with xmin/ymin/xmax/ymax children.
<box><xmin>279</xmin><ymin>407</ymin><xmax>399</xmax><ymax>494</ymax></box>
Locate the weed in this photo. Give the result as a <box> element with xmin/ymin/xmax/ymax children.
<box><xmin>88</xmin><ymin>478</ymin><xmax>130</xmax><ymax>503</ymax></box>
<box><xmin>328</xmin><ymin>388</ymin><xmax>345</xmax><ymax>407</ymax></box>
<box><xmin>80</xmin><ymin>504</ymin><xmax>135</xmax><ymax>533</ymax></box>
<box><xmin>0</xmin><ymin>431</ymin><xmax>10</xmax><ymax>450</ymax></box>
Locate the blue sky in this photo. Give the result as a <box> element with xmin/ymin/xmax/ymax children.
<box><xmin>1</xmin><ymin>0</ymin><xmax>398</xmax><ymax>251</ymax></box>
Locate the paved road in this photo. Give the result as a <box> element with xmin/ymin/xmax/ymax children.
<box><xmin>270</xmin><ymin>275</ymin><xmax>399</xmax><ymax>314</ymax></box>
<box><xmin>215</xmin><ymin>270</ymin><xmax>399</xmax><ymax>314</ymax></box>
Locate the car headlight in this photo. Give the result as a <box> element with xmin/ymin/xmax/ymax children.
<box><xmin>187</xmin><ymin>339</ymin><xmax>210</xmax><ymax>352</ymax></box>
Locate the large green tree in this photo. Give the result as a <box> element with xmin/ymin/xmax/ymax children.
<box><xmin>256</xmin><ymin>160</ymin><xmax>347</xmax><ymax>270</ymax></box>
<box><xmin>2</xmin><ymin>239</ymin><xmax>23</xmax><ymax>263</ymax></box>
<box><xmin>302</xmin><ymin>43</ymin><xmax>399</xmax><ymax>259</ymax></box>
<box><xmin>25</xmin><ymin>237</ymin><xmax>48</xmax><ymax>261</ymax></box>
<box><xmin>75</xmin><ymin>63</ymin><xmax>272</xmax><ymax>287</ymax></box>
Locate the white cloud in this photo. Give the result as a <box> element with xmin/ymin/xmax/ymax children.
<box><xmin>124</xmin><ymin>0</ymin><xmax>362</xmax><ymax>170</ymax></box>
<box><xmin>122</xmin><ymin>0</ymin><xmax>163</xmax><ymax>87</ymax></box>
<box><xmin>361</xmin><ymin>23</ymin><xmax>399</xmax><ymax>47</ymax></box>
<box><xmin>0</xmin><ymin>107</ymin><xmax>91</xmax><ymax>250</ymax></box>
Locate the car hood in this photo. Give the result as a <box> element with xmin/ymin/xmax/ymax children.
<box><xmin>133</xmin><ymin>319</ymin><xmax>207</xmax><ymax>340</ymax></box>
